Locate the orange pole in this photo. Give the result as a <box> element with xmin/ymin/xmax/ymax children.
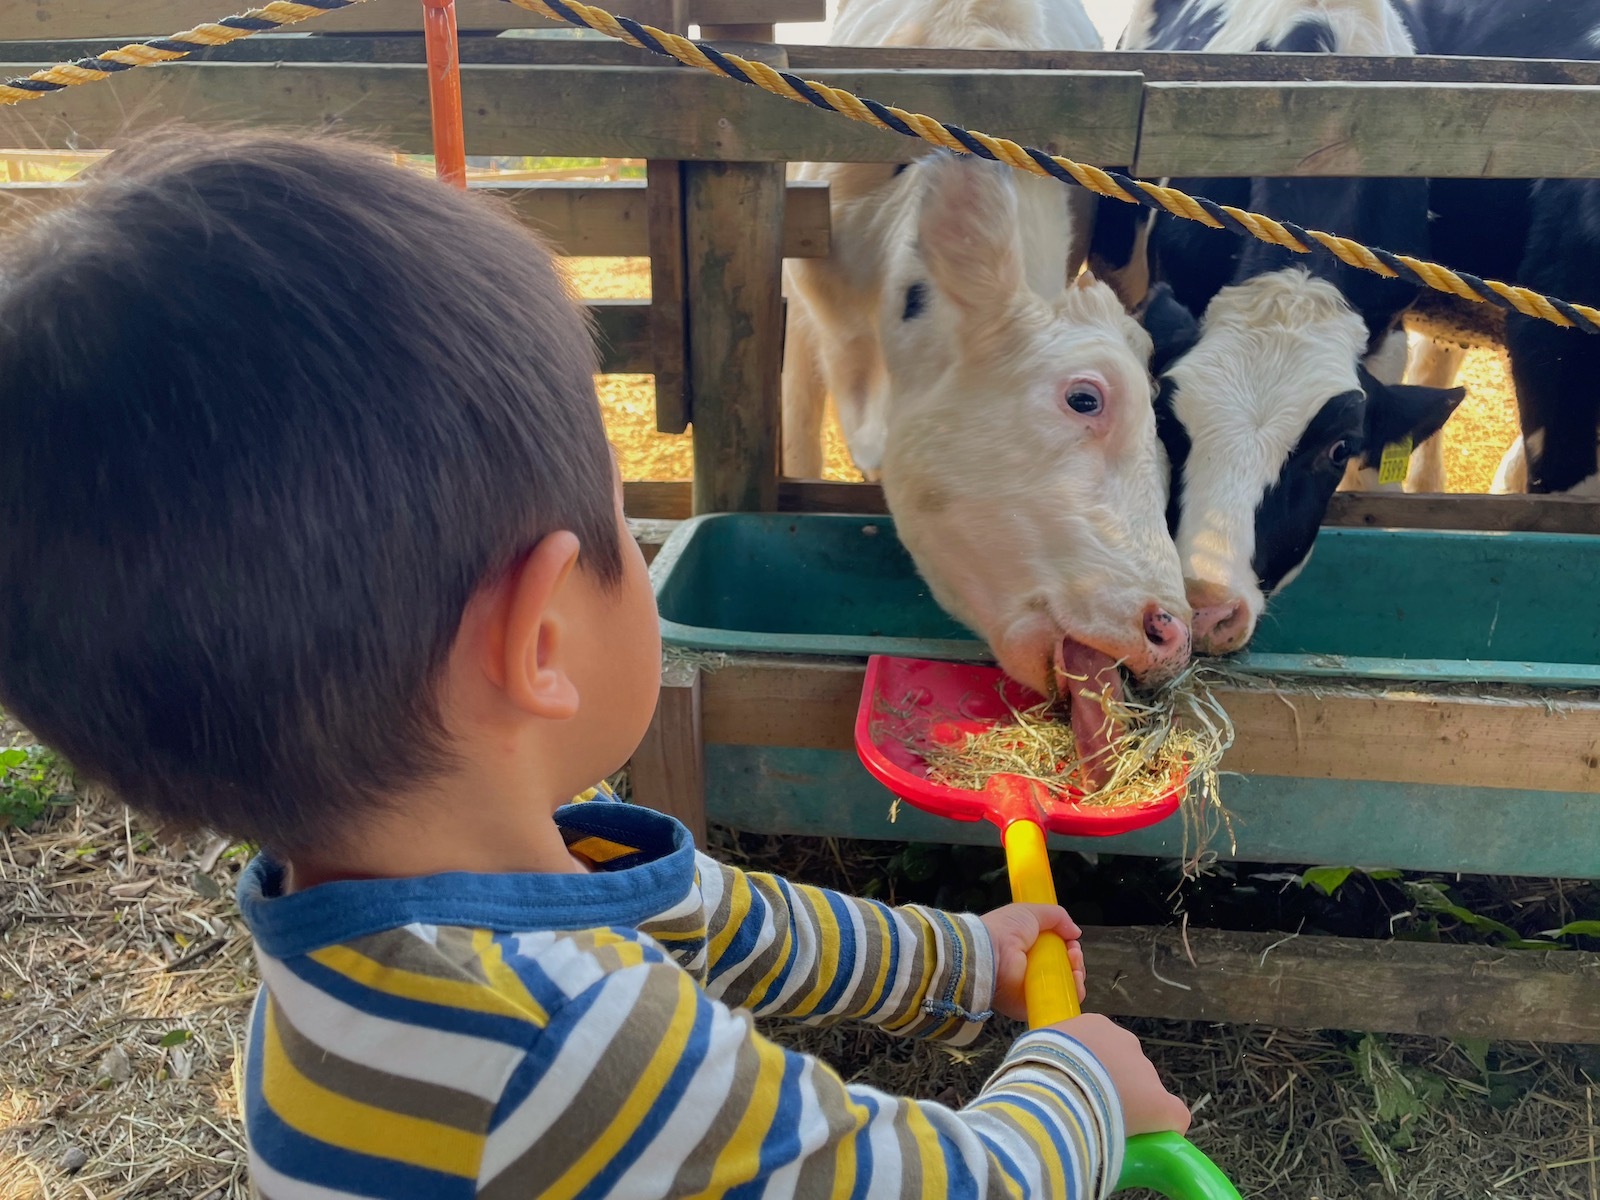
<box><xmin>421</xmin><ymin>0</ymin><xmax>467</xmax><ymax>188</ymax></box>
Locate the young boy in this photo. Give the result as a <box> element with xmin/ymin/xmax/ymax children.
<box><xmin>0</xmin><ymin>129</ymin><xmax>1188</xmax><ymax>1199</ymax></box>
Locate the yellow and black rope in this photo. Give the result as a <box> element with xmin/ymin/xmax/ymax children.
<box><xmin>511</xmin><ymin>0</ymin><xmax>1600</xmax><ymax>336</ymax></box>
<box><xmin>0</xmin><ymin>1</ymin><xmax>369</xmax><ymax>105</ymax></box>
<box><xmin>1</xmin><ymin>0</ymin><xmax>1596</xmax><ymax>336</ymax></box>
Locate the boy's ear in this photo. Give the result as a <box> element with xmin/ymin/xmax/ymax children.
<box><xmin>495</xmin><ymin>531</ymin><xmax>583</xmax><ymax>721</ymax></box>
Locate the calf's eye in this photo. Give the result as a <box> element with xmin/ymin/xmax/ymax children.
<box><xmin>1327</xmin><ymin>440</ymin><xmax>1352</xmax><ymax>468</ymax></box>
<box><xmin>1063</xmin><ymin>380</ymin><xmax>1104</xmax><ymax>416</ymax></box>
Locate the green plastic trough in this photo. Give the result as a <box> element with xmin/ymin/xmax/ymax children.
<box><xmin>654</xmin><ymin>513</ymin><xmax>1600</xmax><ymax>687</ymax></box>
<box><xmin>652</xmin><ymin>513</ymin><xmax>1600</xmax><ymax>878</ymax></box>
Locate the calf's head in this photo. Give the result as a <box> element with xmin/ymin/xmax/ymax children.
<box><xmin>880</xmin><ymin>156</ymin><xmax>1191</xmax><ymax>771</ymax></box>
<box><xmin>1148</xmin><ymin>271</ymin><xmax>1463</xmax><ymax>655</ymax></box>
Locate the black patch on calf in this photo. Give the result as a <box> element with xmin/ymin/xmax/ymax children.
<box><xmin>1506</xmin><ymin>179</ymin><xmax>1600</xmax><ymax>492</ymax></box>
<box><xmin>902</xmin><ymin>281</ymin><xmax>928</xmax><ymax>322</ymax></box>
<box><xmin>1141</xmin><ymin>284</ymin><xmax>1201</xmax><ymax>377</ymax></box>
<box><xmin>1356</xmin><ymin>365</ymin><xmax>1467</xmax><ymax>469</ymax></box>
<box><xmin>1154</xmin><ymin>377</ymin><xmax>1191</xmax><ymax>536</ymax></box>
<box><xmin>1408</xmin><ymin>0</ymin><xmax>1600</xmax><ymax>62</ymax></box>
<box><xmin>1143</xmin><ymin>0</ymin><xmax>1225</xmax><ymax>50</ymax></box>
<box><xmin>1250</xmin><ymin>391</ymin><xmax>1366</xmax><ymax>594</ymax></box>
<box><xmin>1267</xmin><ymin>19</ymin><xmax>1337</xmax><ymax>53</ymax></box>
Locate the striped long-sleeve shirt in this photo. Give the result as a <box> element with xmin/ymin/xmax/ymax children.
<box><xmin>237</xmin><ymin>785</ymin><xmax>1125</xmax><ymax>1199</ymax></box>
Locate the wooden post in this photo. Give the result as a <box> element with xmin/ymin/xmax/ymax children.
<box><xmin>629</xmin><ymin>658</ymin><xmax>707</xmax><ymax>845</ymax></box>
<box><xmin>684</xmin><ymin>45</ymin><xmax>786</xmax><ymax>514</ymax></box>
<box><xmin>648</xmin><ymin>159</ymin><xmax>691</xmax><ymax>434</ymax></box>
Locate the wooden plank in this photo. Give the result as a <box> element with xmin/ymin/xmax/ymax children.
<box><xmin>499</xmin><ymin>177</ymin><xmax>828</xmax><ymax>257</ymax></box>
<box><xmin>1137</xmin><ymin>80</ymin><xmax>1600</xmax><ymax>179</ymax></box>
<box><xmin>704</xmin><ymin>744</ymin><xmax>1600</xmax><ymax>879</ymax></box>
<box><xmin>628</xmin><ymin>658</ymin><xmax>707</xmax><ymax>844</ymax></box>
<box><xmin>785</xmin><ymin>47</ymin><xmax>1600</xmax><ymax>88</ymax></box>
<box><xmin>647</xmin><ymin>161</ymin><xmax>690</xmax><ymax>433</ymax></box>
<box><xmin>622</xmin><ymin>480</ymin><xmax>1600</xmax><ymax>535</ymax></box>
<box><xmin>628</xmin><ymin>517</ymin><xmax>678</xmax><ymax>563</ymax></box>
<box><xmin>1082</xmin><ymin>925</ymin><xmax>1600</xmax><ymax>1044</ymax></box>
<box><xmin>590</xmin><ymin>298</ymin><xmax>652</xmax><ymax>373</ymax></box>
<box><xmin>0</xmin><ymin>63</ymin><xmax>1147</xmax><ymax>165</ymax></box>
<box><xmin>686</xmin><ymin>160</ymin><xmax>784</xmax><ymax>512</ymax></box>
<box><xmin>2</xmin><ymin>0</ymin><xmax>821</xmax><ymax>39</ymax></box>
<box><xmin>1326</xmin><ymin>492</ymin><xmax>1600</xmax><ymax>535</ymax></box>
<box><xmin>0</xmin><ymin>177</ymin><xmax>830</xmax><ymax>258</ymax></box>
<box><xmin>14</xmin><ymin>36</ymin><xmax>1600</xmax><ymax>88</ymax></box>
<box><xmin>696</xmin><ymin>657</ymin><xmax>1600</xmax><ymax>794</ymax></box>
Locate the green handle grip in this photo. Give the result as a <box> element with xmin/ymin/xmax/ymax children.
<box><xmin>1120</xmin><ymin>1132</ymin><xmax>1242</xmax><ymax>1199</ymax></box>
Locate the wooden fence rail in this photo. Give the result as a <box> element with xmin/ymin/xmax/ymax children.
<box><xmin>2</xmin><ymin>60</ymin><xmax>1600</xmax><ymax>177</ymax></box>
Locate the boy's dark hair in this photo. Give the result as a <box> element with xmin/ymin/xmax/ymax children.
<box><xmin>0</xmin><ymin>128</ymin><xmax>620</xmax><ymax>851</ymax></box>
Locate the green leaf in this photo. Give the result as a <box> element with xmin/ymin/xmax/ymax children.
<box><xmin>158</xmin><ymin>1028</ymin><xmax>190</xmax><ymax>1047</ymax></box>
<box><xmin>1457</xmin><ymin>1036</ymin><xmax>1490</xmax><ymax>1075</ymax></box>
<box><xmin>1365</xmin><ymin>869</ymin><xmax>1403</xmax><ymax>882</ymax></box>
<box><xmin>1302</xmin><ymin>866</ymin><xmax>1355</xmax><ymax>897</ymax></box>
<box><xmin>1538</xmin><ymin>920</ymin><xmax>1600</xmax><ymax>940</ymax></box>
<box><xmin>0</xmin><ymin>747</ymin><xmax>27</xmax><ymax>768</ymax></box>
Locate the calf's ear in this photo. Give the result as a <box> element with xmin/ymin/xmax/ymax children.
<box><xmin>1358</xmin><ymin>365</ymin><xmax>1467</xmax><ymax>453</ymax></box>
<box><xmin>1138</xmin><ymin>283</ymin><xmax>1201</xmax><ymax>375</ymax></box>
<box><xmin>916</xmin><ymin>154</ymin><xmax>1024</xmax><ymax>322</ymax></box>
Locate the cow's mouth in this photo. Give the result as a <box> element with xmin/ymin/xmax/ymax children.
<box><xmin>1053</xmin><ymin>638</ymin><xmax>1124</xmax><ymax>791</ymax></box>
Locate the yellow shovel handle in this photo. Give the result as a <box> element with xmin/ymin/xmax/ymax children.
<box><xmin>1002</xmin><ymin>819</ymin><xmax>1081</xmax><ymax>1026</ymax></box>
<box><xmin>998</xmin><ymin>818</ymin><xmax>1241</xmax><ymax>1200</ymax></box>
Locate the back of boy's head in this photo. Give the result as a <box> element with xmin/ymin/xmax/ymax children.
<box><xmin>0</xmin><ymin>127</ymin><xmax>621</xmax><ymax>852</ymax></box>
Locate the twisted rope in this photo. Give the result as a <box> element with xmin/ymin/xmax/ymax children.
<box><xmin>507</xmin><ymin>0</ymin><xmax>1600</xmax><ymax>336</ymax></box>
<box><xmin>0</xmin><ymin>1</ymin><xmax>367</xmax><ymax>104</ymax></box>
<box><xmin>0</xmin><ymin>0</ymin><xmax>1594</xmax><ymax>335</ymax></box>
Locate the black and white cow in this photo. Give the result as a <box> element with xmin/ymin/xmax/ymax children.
<box><xmin>1404</xmin><ymin>0</ymin><xmax>1600</xmax><ymax>497</ymax></box>
<box><xmin>1092</xmin><ymin>0</ymin><xmax>1466</xmax><ymax>654</ymax></box>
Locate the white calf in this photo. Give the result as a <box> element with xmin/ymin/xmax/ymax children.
<box><xmin>783</xmin><ymin>0</ymin><xmax>1102</xmax><ymax>481</ymax></box>
<box><xmin>880</xmin><ymin>156</ymin><xmax>1191</xmax><ymax>781</ymax></box>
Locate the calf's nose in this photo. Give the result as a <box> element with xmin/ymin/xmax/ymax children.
<box><xmin>1193</xmin><ymin>597</ymin><xmax>1251</xmax><ymax>656</ymax></box>
<box><xmin>1142</xmin><ymin>604</ymin><xmax>1191</xmax><ymax>666</ymax></box>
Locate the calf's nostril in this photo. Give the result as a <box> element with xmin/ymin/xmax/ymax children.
<box><xmin>1143</xmin><ymin>607</ymin><xmax>1184</xmax><ymax>649</ymax></box>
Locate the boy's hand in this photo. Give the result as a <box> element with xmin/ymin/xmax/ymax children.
<box><xmin>980</xmin><ymin>903</ymin><xmax>1085</xmax><ymax>1022</ymax></box>
<box><xmin>1053</xmin><ymin>1013</ymin><xmax>1191</xmax><ymax>1136</ymax></box>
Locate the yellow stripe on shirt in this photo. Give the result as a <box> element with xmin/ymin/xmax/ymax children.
<box><xmin>310</xmin><ymin>943</ymin><xmax>548</xmax><ymax>1025</ymax></box>
<box><xmin>542</xmin><ymin>968</ymin><xmax>700</xmax><ymax>1200</ymax></box>
<box><xmin>691</xmin><ymin>1028</ymin><xmax>789</xmax><ymax>1197</ymax></box>
<box><xmin>901</xmin><ymin>1096</ymin><xmax>951</xmax><ymax>1200</ymax></box>
<box><xmin>706</xmin><ymin>870</ymin><xmax>753</xmax><ymax>965</ymax></box>
<box><xmin>787</xmin><ymin>886</ymin><xmax>844</xmax><ymax>1017</ymax></box>
<box><xmin>261</xmin><ymin>1001</ymin><xmax>483</xmax><ymax>1178</ymax></box>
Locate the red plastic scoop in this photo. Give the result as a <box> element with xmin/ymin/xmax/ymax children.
<box><xmin>855</xmin><ymin>655</ymin><xmax>1238</xmax><ymax>1199</ymax></box>
<box><xmin>854</xmin><ymin>654</ymin><xmax>1183</xmax><ymax>838</ymax></box>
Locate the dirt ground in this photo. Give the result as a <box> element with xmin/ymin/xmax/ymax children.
<box><xmin>567</xmin><ymin>256</ymin><xmax>1523</xmax><ymax>493</ymax></box>
<box><xmin>4</xmin><ymin>796</ymin><xmax>1597</xmax><ymax>1200</ymax></box>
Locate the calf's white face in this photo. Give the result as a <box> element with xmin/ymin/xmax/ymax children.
<box><xmin>1151</xmin><ymin>270</ymin><xmax>1464</xmax><ymax>654</ymax></box>
<box><xmin>881</xmin><ymin>158</ymin><xmax>1192</xmax><ymax>720</ymax></box>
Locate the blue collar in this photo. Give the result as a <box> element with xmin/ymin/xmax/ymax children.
<box><xmin>237</xmin><ymin>800</ymin><xmax>696</xmax><ymax>960</ymax></box>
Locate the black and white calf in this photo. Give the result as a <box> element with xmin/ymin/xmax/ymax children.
<box><xmin>1092</xmin><ymin>0</ymin><xmax>1465</xmax><ymax>654</ymax></box>
<box><xmin>1405</xmin><ymin>0</ymin><xmax>1600</xmax><ymax>497</ymax></box>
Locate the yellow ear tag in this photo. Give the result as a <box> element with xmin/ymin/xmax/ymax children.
<box><xmin>1377</xmin><ymin>436</ymin><xmax>1414</xmax><ymax>485</ymax></box>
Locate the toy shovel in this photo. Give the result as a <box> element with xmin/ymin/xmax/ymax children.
<box><xmin>855</xmin><ymin>655</ymin><xmax>1240</xmax><ymax>1200</ymax></box>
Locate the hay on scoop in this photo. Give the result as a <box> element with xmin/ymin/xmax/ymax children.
<box><xmin>911</xmin><ymin>665</ymin><xmax>1235</xmax><ymax>828</ymax></box>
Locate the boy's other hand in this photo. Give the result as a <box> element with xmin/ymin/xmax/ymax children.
<box><xmin>1055</xmin><ymin>1013</ymin><xmax>1191</xmax><ymax>1136</ymax></box>
<box><xmin>980</xmin><ymin>903</ymin><xmax>1084</xmax><ymax>1021</ymax></box>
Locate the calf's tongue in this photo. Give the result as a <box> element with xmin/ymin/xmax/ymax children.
<box><xmin>1054</xmin><ymin>639</ymin><xmax>1124</xmax><ymax>792</ymax></box>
